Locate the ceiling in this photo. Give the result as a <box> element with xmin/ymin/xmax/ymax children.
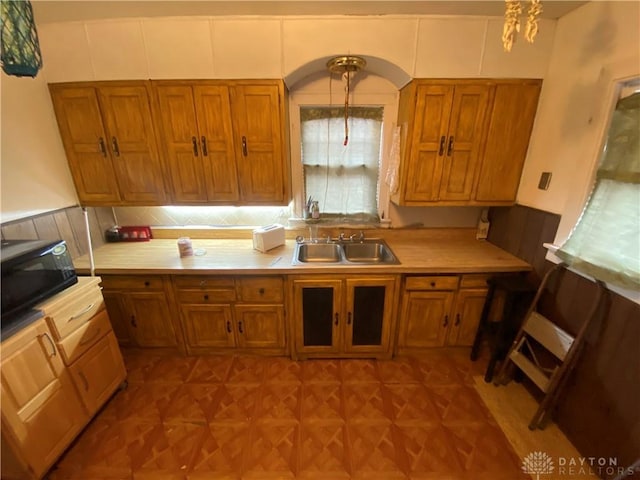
<box><xmin>32</xmin><ymin>1</ymin><xmax>589</xmax><ymax>24</ymax></box>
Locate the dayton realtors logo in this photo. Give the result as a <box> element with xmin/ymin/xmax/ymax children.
<box><xmin>522</xmin><ymin>451</ymin><xmax>554</xmax><ymax>479</ymax></box>
<box><xmin>522</xmin><ymin>451</ymin><xmax>638</xmax><ymax>478</ymax></box>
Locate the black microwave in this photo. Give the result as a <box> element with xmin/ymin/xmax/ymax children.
<box><xmin>1</xmin><ymin>239</ymin><xmax>77</xmax><ymax>325</ymax></box>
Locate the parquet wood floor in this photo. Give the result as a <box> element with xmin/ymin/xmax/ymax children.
<box><xmin>48</xmin><ymin>349</ymin><xmax>530</xmax><ymax>480</ymax></box>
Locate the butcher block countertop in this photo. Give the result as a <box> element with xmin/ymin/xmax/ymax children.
<box><xmin>73</xmin><ymin>228</ymin><xmax>531</xmax><ymax>275</ymax></box>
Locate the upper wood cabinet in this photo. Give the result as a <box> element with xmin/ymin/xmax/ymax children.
<box><xmin>153</xmin><ymin>80</ymin><xmax>289</xmax><ymax>205</ymax></box>
<box><xmin>393</xmin><ymin>79</ymin><xmax>541</xmax><ymax>206</ymax></box>
<box><xmin>49</xmin><ymin>82</ymin><xmax>168</xmax><ymax>206</ymax></box>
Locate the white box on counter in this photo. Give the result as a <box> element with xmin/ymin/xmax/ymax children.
<box><xmin>252</xmin><ymin>224</ymin><xmax>285</xmax><ymax>252</ymax></box>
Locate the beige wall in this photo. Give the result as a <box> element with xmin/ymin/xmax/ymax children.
<box><xmin>2</xmin><ymin>12</ymin><xmax>558</xmax><ymax>225</ymax></box>
<box><xmin>0</xmin><ymin>73</ymin><xmax>78</xmax><ymax>223</ymax></box>
<box><xmin>517</xmin><ymin>1</ymin><xmax>640</xmax><ymax>243</ymax></box>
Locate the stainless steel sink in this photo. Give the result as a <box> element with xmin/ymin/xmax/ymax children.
<box><xmin>295</xmin><ymin>243</ymin><xmax>342</xmax><ymax>263</ymax></box>
<box><xmin>293</xmin><ymin>239</ymin><xmax>399</xmax><ymax>265</ymax></box>
<box><xmin>342</xmin><ymin>241</ymin><xmax>397</xmax><ymax>263</ymax></box>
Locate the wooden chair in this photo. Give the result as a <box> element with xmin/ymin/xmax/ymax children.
<box><xmin>494</xmin><ymin>262</ymin><xmax>606</xmax><ymax>430</ymax></box>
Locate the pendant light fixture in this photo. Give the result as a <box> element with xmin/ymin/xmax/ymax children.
<box><xmin>327</xmin><ymin>55</ymin><xmax>366</xmax><ymax>146</ymax></box>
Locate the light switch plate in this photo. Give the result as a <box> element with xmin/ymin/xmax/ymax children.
<box><xmin>538</xmin><ymin>172</ymin><xmax>552</xmax><ymax>190</ymax></box>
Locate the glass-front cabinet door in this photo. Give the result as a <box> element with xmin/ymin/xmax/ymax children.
<box><xmin>292</xmin><ymin>279</ymin><xmax>342</xmax><ymax>355</ymax></box>
<box><xmin>344</xmin><ymin>277</ymin><xmax>397</xmax><ymax>354</ymax></box>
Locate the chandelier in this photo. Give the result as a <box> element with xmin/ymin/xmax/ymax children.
<box><xmin>503</xmin><ymin>0</ymin><xmax>543</xmax><ymax>52</ymax></box>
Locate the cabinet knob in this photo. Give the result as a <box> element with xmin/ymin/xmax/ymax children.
<box><xmin>144</xmin><ymin>281</ymin><xmax>150</xmax><ymax>287</ymax></box>
<box><xmin>238</xmin><ymin>321</ymin><xmax>244</xmax><ymax>334</ymax></box>
<box><xmin>201</xmin><ymin>136</ymin><xmax>208</xmax><ymax>156</ymax></box>
<box><xmin>226</xmin><ymin>321</ymin><xmax>232</xmax><ymax>333</ymax></box>
<box><xmin>334</xmin><ymin>313</ymin><xmax>339</xmax><ymax>326</ymax></box>
<box><xmin>98</xmin><ymin>137</ymin><xmax>107</xmax><ymax>157</ymax></box>
<box><xmin>454</xmin><ymin>314</ymin><xmax>461</xmax><ymax>326</ymax></box>
<box><xmin>111</xmin><ymin>137</ymin><xmax>120</xmax><ymax>157</ymax></box>
<box><xmin>447</xmin><ymin>136</ymin><xmax>454</xmax><ymax>156</ymax></box>
<box><xmin>131</xmin><ymin>316</ymin><xmax>137</xmax><ymax>328</ymax></box>
<box><xmin>438</xmin><ymin>136</ymin><xmax>445</xmax><ymax>156</ymax></box>
<box><xmin>204</xmin><ymin>294</ymin><xmax>209</xmax><ymax>301</ymax></box>
<box><xmin>430</xmin><ymin>281</ymin><xmax>436</xmax><ymax>287</ymax></box>
<box><xmin>443</xmin><ymin>315</ymin><xmax>449</xmax><ymax>327</ymax></box>
<box><xmin>259</xmin><ymin>288</ymin><xmax>265</xmax><ymax>295</ymax></box>
<box><xmin>199</xmin><ymin>280</ymin><xmax>207</xmax><ymax>287</ymax></box>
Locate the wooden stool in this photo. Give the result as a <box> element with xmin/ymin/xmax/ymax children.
<box><xmin>470</xmin><ymin>274</ymin><xmax>536</xmax><ymax>382</ymax></box>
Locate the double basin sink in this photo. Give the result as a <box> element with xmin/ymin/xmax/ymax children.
<box><xmin>293</xmin><ymin>239</ymin><xmax>399</xmax><ymax>265</ymax></box>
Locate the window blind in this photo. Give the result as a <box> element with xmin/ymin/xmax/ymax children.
<box><xmin>557</xmin><ymin>90</ymin><xmax>640</xmax><ymax>289</ymax></box>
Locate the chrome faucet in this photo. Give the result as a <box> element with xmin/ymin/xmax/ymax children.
<box><xmin>349</xmin><ymin>231</ymin><xmax>365</xmax><ymax>242</ymax></box>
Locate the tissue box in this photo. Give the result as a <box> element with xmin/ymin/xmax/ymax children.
<box><xmin>252</xmin><ymin>224</ymin><xmax>285</xmax><ymax>252</ymax></box>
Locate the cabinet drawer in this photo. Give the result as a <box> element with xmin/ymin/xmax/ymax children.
<box><xmin>405</xmin><ymin>276</ymin><xmax>459</xmax><ymax>291</ymax></box>
<box><xmin>175</xmin><ymin>289</ymin><xmax>236</xmax><ymax>304</ymax></box>
<box><xmin>237</xmin><ymin>277</ymin><xmax>284</xmax><ymax>303</ymax></box>
<box><xmin>100</xmin><ymin>275</ymin><xmax>164</xmax><ymax>291</ymax></box>
<box><xmin>460</xmin><ymin>274</ymin><xmax>491</xmax><ymax>289</ymax></box>
<box><xmin>57</xmin><ymin>308</ymin><xmax>112</xmax><ymax>365</ymax></box>
<box><xmin>173</xmin><ymin>276</ymin><xmax>235</xmax><ymax>290</ymax></box>
<box><xmin>46</xmin><ymin>285</ymin><xmax>105</xmax><ymax>339</ymax></box>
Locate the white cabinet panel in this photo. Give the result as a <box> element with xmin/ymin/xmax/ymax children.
<box><xmin>142</xmin><ymin>18</ymin><xmax>214</xmax><ymax>79</ymax></box>
<box><xmin>86</xmin><ymin>20</ymin><xmax>148</xmax><ymax>79</ymax></box>
<box><xmin>283</xmin><ymin>18</ymin><xmax>417</xmax><ymax>78</ymax></box>
<box><xmin>415</xmin><ymin>18</ymin><xmax>486</xmax><ymax>78</ymax></box>
<box><xmin>39</xmin><ymin>23</ymin><xmax>94</xmax><ymax>82</ymax></box>
<box><xmin>212</xmin><ymin>20</ymin><xmax>281</xmax><ymax>78</ymax></box>
<box><xmin>480</xmin><ymin>18</ymin><xmax>556</xmax><ymax>78</ymax></box>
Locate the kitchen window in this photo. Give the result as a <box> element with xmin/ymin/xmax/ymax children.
<box><xmin>557</xmin><ymin>79</ymin><xmax>640</xmax><ymax>290</ymax></box>
<box><xmin>300</xmin><ymin>106</ymin><xmax>383</xmax><ymax>223</ymax></box>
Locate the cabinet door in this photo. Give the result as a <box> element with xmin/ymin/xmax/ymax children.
<box><xmin>292</xmin><ymin>279</ymin><xmax>342</xmax><ymax>354</ymax></box>
<box><xmin>231</xmin><ymin>84</ymin><xmax>285</xmax><ymax>203</ymax></box>
<box><xmin>194</xmin><ymin>85</ymin><xmax>240</xmax><ymax>202</ymax></box>
<box><xmin>439</xmin><ymin>85</ymin><xmax>489</xmax><ymax>201</ymax></box>
<box><xmin>49</xmin><ymin>85</ymin><xmax>121</xmax><ymax>204</ymax></box>
<box><xmin>180</xmin><ymin>304</ymin><xmax>235</xmax><ymax>349</ymax></box>
<box><xmin>127</xmin><ymin>292</ymin><xmax>177</xmax><ymax>347</ymax></box>
<box><xmin>344</xmin><ymin>277</ymin><xmax>396</xmax><ymax>354</ymax></box>
<box><xmin>0</xmin><ymin>320</ymin><xmax>88</xmax><ymax>478</ymax></box>
<box><xmin>68</xmin><ymin>332</ymin><xmax>126</xmax><ymax>415</ymax></box>
<box><xmin>475</xmin><ymin>82</ymin><xmax>541</xmax><ymax>202</ymax></box>
<box><xmin>234</xmin><ymin>305</ymin><xmax>286</xmax><ymax>352</ymax></box>
<box><xmin>399</xmin><ymin>291</ymin><xmax>454</xmax><ymax>348</ymax></box>
<box><xmin>98</xmin><ymin>85</ymin><xmax>167</xmax><ymax>203</ymax></box>
<box><xmin>448</xmin><ymin>289</ymin><xmax>488</xmax><ymax>346</ymax></box>
<box><xmin>102</xmin><ymin>290</ymin><xmax>133</xmax><ymax>345</ymax></box>
<box><xmin>154</xmin><ymin>84</ymin><xmax>209</xmax><ymax>202</ymax></box>
<box><xmin>404</xmin><ymin>85</ymin><xmax>454</xmax><ymax>202</ymax></box>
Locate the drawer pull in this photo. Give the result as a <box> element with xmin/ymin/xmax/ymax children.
<box><xmin>192</xmin><ymin>136</ymin><xmax>199</xmax><ymax>156</ymax></box>
<box><xmin>204</xmin><ymin>294</ymin><xmax>209</xmax><ymax>301</ymax></box>
<box><xmin>144</xmin><ymin>281</ymin><xmax>150</xmax><ymax>287</ymax></box>
<box><xmin>111</xmin><ymin>137</ymin><xmax>120</xmax><ymax>157</ymax></box>
<box><xmin>430</xmin><ymin>281</ymin><xmax>436</xmax><ymax>287</ymax></box>
<box><xmin>438</xmin><ymin>135</ymin><xmax>445</xmax><ymax>156</ymax></box>
<box><xmin>454</xmin><ymin>314</ymin><xmax>461</xmax><ymax>326</ymax></box>
<box><xmin>259</xmin><ymin>288</ymin><xmax>265</xmax><ymax>295</ymax></box>
<box><xmin>226</xmin><ymin>321</ymin><xmax>232</xmax><ymax>333</ymax></box>
<box><xmin>443</xmin><ymin>315</ymin><xmax>449</xmax><ymax>327</ymax></box>
<box><xmin>201</xmin><ymin>136</ymin><xmax>208</xmax><ymax>156</ymax></box>
<box><xmin>242</xmin><ymin>136</ymin><xmax>248</xmax><ymax>157</ymax></box>
<box><xmin>79</xmin><ymin>327</ymin><xmax>102</xmax><ymax>346</ymax></box>
<box><xmin>447</xmin><ymin>136</ymin><xmax>454</xmax><ymax>156</ymax></box>
<box><xmin>238</xmin><ymin>321</ymin><xmax>244</xmax><ymax>334</ymax></box>
<box><xmin>42</xmin><ymin>333</ymin><xmax>56</xmax><ymax>357</ymax></box>
<box><xmin>70</xmin><ymin>302</ymin><xmax>95</xmax><ymax>321</ymax></box>
<box><xmin>79</xmin><ymin>371</ymin><xmax>89</xmax><ymax>391</ymax></box>
<box><xmin>99</xmin><ymin>137</ymin><xmax>107</xmax><ymax>157</ymax></box>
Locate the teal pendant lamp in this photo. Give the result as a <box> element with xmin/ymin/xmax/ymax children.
<box><xmin>1</xmin><ymin>0</ymin><xmax>43</xmax><ymax>77</ymax></box>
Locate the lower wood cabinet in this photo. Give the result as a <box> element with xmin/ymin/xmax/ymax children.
<box><xmin>173</xmin><ymin>275</ymin><xmax>286</xmax><ymax>355</ymax></box>
<box><xmin>290</xmin><ymin>275</ymin><xmax>399</xmax><ymax>359</ymax></box>
<box><xmin>397</xmin><ymin>274</ymin><xmax>488</xmax><ymax>352</ymax></box>
<box><xmin>0</xmin><ymin>319</ymin><xmax>89</xmax><ymax>480</ymax></box>
<box><xmin>101</xmin><ymin>275</ymin><xmax>179</xmax><ymax>349</ymax></box>
<box><xmin>1</xmin><ymin>276</ymin><xmax>127</xmax><ymax>480</ymax></box>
